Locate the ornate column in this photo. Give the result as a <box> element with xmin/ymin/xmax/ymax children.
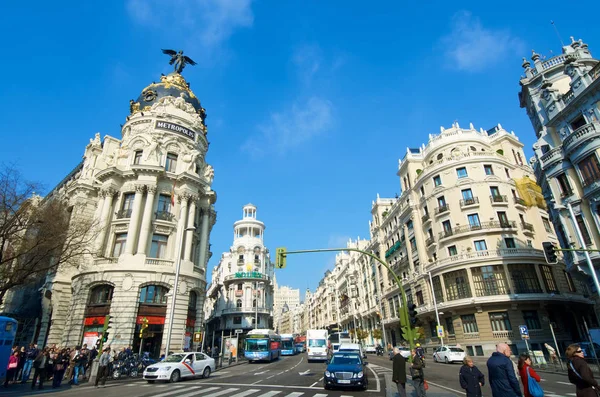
<box><xmin>95</xmin><ymin>188</ymin><xmax>116</xmax><ymax>256</ymax></box>
<box><xmin>175</xmin><ymin>193</ymin><xmax>190</xmax><ymax>261</ymax></box>
<box><xmin>125</xmin><ymin>184</ymin><xmax>146</xmax><ymax>255</ymax></box>
<box><xmin>197</xmin><ymin>207</ymin><xmax>211</xmax><ymax>268</ymax></box>
<box><xmin>184</xmin><ymin>196</ymin><xmax>197</xmax><ymax>261</ymax></box>
<box><xmin>137</xmin><ymin>185</ymin><xmax>157</xmax><ymax>255</ymax></box>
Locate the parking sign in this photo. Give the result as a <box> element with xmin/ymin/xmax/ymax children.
<box><xmin>519</xmin><ymin>325</ymin><xmax>529</xmax><ymax>340</ymax></box>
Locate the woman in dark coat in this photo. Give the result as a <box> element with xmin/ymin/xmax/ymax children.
<box><xmin>566</xmin><ymin>344</ymin><xmax>599</xmax><ymax>397</ymax></box>
<box><xmin>459</xmin><ymin>356</ymin><xmax>485</xmax><ymax>397</ymax></box>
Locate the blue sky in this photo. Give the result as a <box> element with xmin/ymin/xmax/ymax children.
<box><xmin>1</xmin><ymin>1</ymin><xmax>599</xmax><ymax>299</ymax></box>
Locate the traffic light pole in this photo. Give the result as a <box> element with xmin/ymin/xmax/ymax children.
<box><xmin>278</xmin><ymin>247</ymin><xmax>416</xmax><ymax>356</ymax></box>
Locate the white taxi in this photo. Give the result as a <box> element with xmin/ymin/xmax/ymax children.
<box><xmin>432</xmin><ymin>345</ymin><xmax>466</xmax><ymax>364</ymax></box>
<box><xmin>143</xmin><ymin>352</ymin><xmax>216</xmax><ymax>383</ymax></box>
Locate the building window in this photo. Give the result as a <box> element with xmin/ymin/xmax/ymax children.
<box><xmin>484</xmin><ymin>165</ymin><xmax>494</xmax><ymax>175</ymax></box>
<box><xmin>133</xmin><ymin>150</ymin><xmax>143</xmax><ymax>165</ymax></box>
<box><xmin>149</xmin><ymin>234</ymin><xmax>168</xmax><ymax>258</ymax></box>
<box><xmin>504</xmin><ymin>238</ymin><xmax>516</xmax><ymax>248</ymax></box>
<box><xmin>122</xmin><ymin>193</ymin><xmax>135</xmax><ymax>212</ymax></box>
<box><xmin>472</xmin><ymin>265</ymin><xmax>510</xmax><ymax>296</ymax></box>
<box><xmin>415</xmin><ymin>290</ymin><xmax>424</xmax><ymax>305</ymax></box>
<box><xmin>456</xmin><ymin>167</ymin><xmax>468</xmax><ymax>178</ymax></box>
<box><xmin>433</xmin><ymin>175</ymin><xmax>442</xmax><ymax>186</ymax></box>
<box><xmin>233</xmin><ymin>316</ymin><xmax>242</xmax><ymax>325</ymax></box>
<box><xmin>442</xmin><ymin>220</ymin><xmax>452</xmax><ymax>237</ymax></box>
<box><xmin>556</xmin><ymin>173</ymin><xmax>572</xmax><ymax>196</ymax></box>
<box><xmin>139</xmin><ymin>285</ymin><xmax>169</xmax><ymax>304</ymax></box>
<box><xmin>236</xmin><ymin>299</ymin><xmax>242</xmax><ymax>308</ymax></box>
<box><xmin>575</xmin><ymin>215</ymin><xmax>592</xmax><ymax>245</ymax></box>
<box><xmin>188</xmin><ymin>291</ymin><xmax>198</xmax><ymax>311</ymax></box>
<box><xmin>523</xmin><ymin>310</ymin><xmax>541</xmax><ymax>330</ymax></box>
<box><xmin>112</xmin><ymin>233</ymin><xmax>127</xmax><ymax>257</ymax></box>
<box><xmin>542</xmin><ymin>217</ymin><xmax>553</xmax><ymax>233</ymax></box>
<box><xmin>406</xmin><ymin>220</ymin><xmax>414</xmax><ymax>230</ymax></box>
<box><xmin>237</xmin><ymin>283</ymin><xmax>243</xmax><ymax>290</ymax></box>
<box><xmin>165</xmin><ymin>153</ymin><xmax>178</xmax><ymax>172</ymax></box>
<box><xmin>570</xmin><ymin>115</ymin><xmax>587</xmax><ymax>130</ymax></box>
<box><xmin>578</xmin><ymin>153</ymin><xmax>600</xmax><ymax>186</ymax></box>
<box><xmin>448</xmin><ymin>245</ymin><xmax>458</xmax><ymax>256</ymax></box>
<box><xmin>489</xmin><ymin>312</ymin><xmax>512</xmax><ymax>331</ymax></box>
<box><xmin>461</xmin><ymin>188</ymin><xmax>474</xmax><ymax>202</ymax></box>
<box><xmin>540</xmin><ymin>265</ymin><xmax>559</xmax><ymax>293</ymax></box>
<box><xmin>461</xmin><ymin>314</ymin><xmax>479</xmax><ymax>334</ymax></box>
<box><xmin>505</xmin><ymin>168</ymin><xmax>510</xmax><ymax>178</ymax></box>
<box><xmin>444</xmin><ymin>270</ymin><xmax>472</xmax><ymax>300</ymax></box>
<box><xmin>420</xmin><ymin>186</ymin><xmax>425</xmax><ymax>196</ymax></box>
<box><xmin>509</xmin><ymin>264</ymin><xmax>542</xmax><ymax>293</ymax></box>
<box><xmin>157</xmin><ymin>194</ymin><xmax>172</xmax><ymax>214</ymax></box>
<box><xmin>497</xmin><ymin>211</ymin><xmax>509</xmax><ymax>227</ymax></box>
<box><xmin>438</xmin><ymin>196</ymin><xmax>446</xmax><ymax>207</ymax></box>
<box><xmin>432</xmin><ymin>276</ymin><xmax>444</xmax><ymax>303</ymax></box>
<box><xmin>490</xmin><ymin>186</ymin><xmax>501</xmax><ymax>197</ymax></box>
<box><xmin>445</xmin><ymin>317</ymin><xmax>455</xmax><ymax>335</ymax></box>
<box><xmin>89</xmin><ymin>285</ymin><xmax>114</xmax><ymax>305</ymax></box>
<box><xmin>475</xmin><ymin>346</ymin><xmax>484</xmax><ymax>356</ymax></box>
<box><xmin>410</xmin><ymin>237</ymin><xmax>417</xmax><ymax>251</ymax></box>
<box><xmin>468</xmin><ymin>214</ymin><xmax>481</xmax><ymax>229</ymax></box>
<box><xmin>474</xmin><ymin>240</ymin><xmax>487</xmax><ymax>251</ymax></box>
<box><xmin>564</xmin><ymin>270</ymin><xmax>576</xmax><ymax>292</ymax></box>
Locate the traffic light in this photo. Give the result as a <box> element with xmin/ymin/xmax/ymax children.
<box><xmin>542</xmin><ymin>241</ymin><xmax>558</xmax><ymax>264</ymax></box>
<box><xmin>139</xmin><ymin>317</ymin><xmax>149</xmax><ymax>338</ymax></box>
<box><xmin>99</xmin><ymin>314</ymin><xmax>113</xmax><ymax>350</ymax></box>
<box><xmin>102</xmin><ymin>332</ymin><xmax>110</xmax><ymax>343</ymax></box>
<box><xmin>275</xmin><ymin>247</ymin><xmax>287</xmax><ymax>269</ymax></box>
<box><xmin>408</xmin><ymin>303</ymin><xmax>418</xmax><ymax>327</ymax></box>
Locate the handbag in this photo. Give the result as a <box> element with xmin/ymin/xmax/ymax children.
<box><xmin>424</xmin><ymin>380</ymin><xmax>429</xmax><ymax>390</ymax></box>
<box><xmin>8</xmin><ymin>362</ymin><xmax>17</xmax><ymax>369</ymax></box>
<box><xmin>527</xmin><ymin>367</ymin><xmax>544</xmax><ymax>397</ymax></box>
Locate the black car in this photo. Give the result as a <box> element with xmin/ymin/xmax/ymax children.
<box><xmin>323</xmin><ymin>352</ymin><xmax>368</xmax><ymax>390</ymax></box>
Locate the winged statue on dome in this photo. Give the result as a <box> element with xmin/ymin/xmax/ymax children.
<box><xmin>161</xmin><ymin>49</ymin><xmax>197</xmax><ymax>74</ymax></box>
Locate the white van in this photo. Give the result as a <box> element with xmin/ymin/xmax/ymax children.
<box><xmin>338</xmin><ymin>342</ymin><xmax>366</xmax><ymax>359</ymax></box>
<box><xmin>306</xmin><ymin>329</ymin><xmax>328</xmax><ymax>362</ymax></box>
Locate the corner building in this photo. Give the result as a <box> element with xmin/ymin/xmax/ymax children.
<box><xmin>518</xmin><ymin>37</ymin><xmax>600</xmax><ymax>288</ymax></box>
<box><xmin>374</xmin><ymin>123</ymin><xmax>594</xmax><ymax>355</ymax></box>
<box><xmin>39</xmin><ymin>71</ymin><xmax>216</xmax><ymax>357</ymax></box>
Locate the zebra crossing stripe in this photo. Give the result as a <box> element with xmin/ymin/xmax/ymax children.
<box><xmin>252</xmin><ymin>391</ymin><xmax>282</xmax><ymax>397</ymax></box>
<box><xmin>282</xmin><ymin>393</ymin><xmax>304</xmax><ymax>397</ymax></box>
<box><xmin>312</xmin><ymin>394</ymin><xmax>328</xmax><ymax>397</ymax></box>
<box><xmin>152</xmin><ymin>386</ymin><xmax>219</xmax><ymax>397</ymax></box>
<box><xmin>173</xmin><ymin>387</ymin><xmax>229</xmax><ymax>397</ymax></box>
<box><xmin>227</xmin><ymin>390</ymin><xmax>262</xmax><ymax>397</ymax></box>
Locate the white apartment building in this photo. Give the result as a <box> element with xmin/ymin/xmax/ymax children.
<box><xmin>273</xmin><ymin>277</ymin><xmax>300</xmax><ymax>332</ymax></box>
<box><xmin>25</xmin><ymin>69</ymin><xmax>217</xmax><ymax>357</ymax></box>
<box><xmin>204</xmin><ymin>204</ymin><xmax>274</xmax><ymax>346</ymax></box>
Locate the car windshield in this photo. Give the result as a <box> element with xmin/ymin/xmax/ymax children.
<box><xmin>164</xmin><ymin>354</ymin><xmax>186</xmax><ymax>362</ymax></box>
<box><xmin>330</xmin><ymin>354</ymin><xmax>361</xmax><ymax>365</ymax></box>
<box><xmin>449</xmin><ymin>348</ymin><xmax>464</xmax><ymax>352</ymax></box>
<box><xmin>309</xmin><ymin>339</ymin><xmax>326</xmax><ymax>347</ymax></box>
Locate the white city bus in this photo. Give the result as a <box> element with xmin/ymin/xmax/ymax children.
<box><xmin>306</xmin><ymin>329</ymin><xmax>328</xmax><ymax>362</ymax></box>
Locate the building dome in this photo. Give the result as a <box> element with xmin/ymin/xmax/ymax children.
<box><xmin>133</xmin><ymin>73</ymin><xmax>206</xmax><ymax>120</ymax></box>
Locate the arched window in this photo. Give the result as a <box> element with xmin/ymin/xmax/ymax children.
<box><xmin>188</xmin><ymin>291</ymin><xmax>198</xmax><ymax>311</ymax></box>
<box><xmin>89</xmin><ymin>285</ymin><xmax>114</xmax><ymax>305</ymax></box>
<box><xmin>139</xmin><ymin>285</ymin><xmax>169</xmax><ymax>305</ymax></box>
<box><xmin>236</xmin><ymin>299</ymin><xmax>243</xmax><ymax>308</ymax></box>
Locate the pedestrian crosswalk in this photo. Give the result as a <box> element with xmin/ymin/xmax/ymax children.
<box><xmin>130</xmin><ymin>383</ymin><xmax>369</xmax><ymax>397</ymax></box>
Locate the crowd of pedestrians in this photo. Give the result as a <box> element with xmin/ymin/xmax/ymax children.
<box><xmin>4</xmin><ymin>342</ymin><xmax>99</xmax><ymax>390</ymax></box>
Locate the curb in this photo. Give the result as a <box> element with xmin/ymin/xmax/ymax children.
<box><xmin>384</xmin><ymin>373</ymin><xmax>460</xmax><ymax>397</ymax></box>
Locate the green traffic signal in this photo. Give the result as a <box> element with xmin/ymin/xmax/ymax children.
<box><xmin>542</xmin><ymin>241</ymin><xmax>558</xmax><ymax>264</ymax></box>
<box><xmin>275</xmin><ymin>247</ymin><xmax>287</xmax><ymax>269</ymax></box>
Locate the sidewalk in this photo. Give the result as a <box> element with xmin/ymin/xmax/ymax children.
<box><xmin>385</xmin><ymin>373</ymin><xmax>460</xmax><ymax>397</ymax></box>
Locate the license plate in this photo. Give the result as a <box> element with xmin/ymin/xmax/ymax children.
<box><xmin>338</xmin><ymin>380</ymin><xmax>351</xmax><ymax>384</ymax></box>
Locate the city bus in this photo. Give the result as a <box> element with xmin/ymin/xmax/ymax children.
<box><xmin>244</xmin><ymin>329</ymin><xmax>281</xmax><ymax>362</ymax></box>
<box><xmin>280</xmin><ymin>334</ymin><xmax>296</xmax><ymax>356</ymax></box>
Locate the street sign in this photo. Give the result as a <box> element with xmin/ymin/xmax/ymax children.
<box><xmin>436</xmin><ymin>325</ymin><xmax>445</xmax><ymax>338</ymax></box>
<box><xmin>519</xmin><ymin>325</ymin><xmax>529</xmax><ymax>340</ymax></box>
<box><xmin>193</xmin><ymin>332</ymin><xmax>202</xmax><ymax>342</ymax></box>
<box><xmin>235</xmin><ymin>329</ymin><xmax>243</xmax><ymax>334</ymax></box>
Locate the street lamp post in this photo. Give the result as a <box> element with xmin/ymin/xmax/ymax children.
<box><xmin>164</xmin><ymin>225</ymin><xmax>196</xmax><ymax>357</ymax></box>
<box><xmin>428</xmin><ymin>271</ymin><xmax>443</xmax><ymax>346</ymax></box>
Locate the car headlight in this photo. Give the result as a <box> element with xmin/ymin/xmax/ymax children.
<box><xmin>159</xmin><ymin>366</ymin><xmax>171</xmax><ymax>371</ymax></box>
<box><xmin>355</xmin><ymin>371</ymin><xmax>364</xmax><ymax>378</ymax></box>
<box><xmin>325</xmin><ymin>371</ymin><xmax>331</xmax><ymax>377</ymax></box>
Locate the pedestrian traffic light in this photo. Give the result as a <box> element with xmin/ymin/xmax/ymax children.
<box><xmin>139</xmin><ymin>317</ymin><xmax>149</xmax><ymax>338</ymax></box>
<box><xmin>542</xmin><ymin>241</ymin><xmax>558</xmax><ymax>264</ymax></box>
<box><xmin>275</xmin><ymin>247</ymin><xmax>287</xmax><ymax>269</ymax></box>
<box><xmin>102</xmin><ymin>332</ymin><xmax>110</xmax><ymax>343</ymax></box>
<box><xmin>408</xmin><ymin>303</ymin><xmax>418</xmax><ymax>326</ymax></box>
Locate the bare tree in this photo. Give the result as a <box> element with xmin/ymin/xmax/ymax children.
<box><xmin>0</xmin><ymin>165</ymin><xmax>97</xmax><ymax>304</ymax></box>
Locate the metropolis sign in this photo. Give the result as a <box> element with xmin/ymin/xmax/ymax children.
<box><xmin>155</xmin><ymin>121</ymin><xmax>195</xmax><ymax>140</ymax></box>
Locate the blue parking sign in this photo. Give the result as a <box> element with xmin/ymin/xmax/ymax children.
<box><xmin>519</xmin><ymin>325</ymin><xmax>529</xmax><ymax>339</ymax></box>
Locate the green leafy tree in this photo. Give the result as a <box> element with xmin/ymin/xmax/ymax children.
<box><xmin>356</xmin><ymin>329</ymin><xmax>370</xmax><ymax>343</ymax></box>
<box><xmin>372</xmin><ymin>329</ymin><xmax>383</xmax><ymax>340</ymax></box>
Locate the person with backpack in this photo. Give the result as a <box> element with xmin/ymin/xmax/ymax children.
<box><xmin>518</xmin><ymin>354</ymin><xmax>543</xmax><ymax>397</ymax></box>
<box><xmin>566</xmin><ymin>344</ymin><xmax>599</xmax><ymax>397</ymax></box>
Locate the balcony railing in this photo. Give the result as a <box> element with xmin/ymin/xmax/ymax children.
<box><xmin>425</xmin><ymin>237</ymin><xmax>435</xmax><ymax>246</ymax></box>
<box><xmin>514</xmin><ymin>197</ymin><xmax>527</xmax><ymax>206</ymax></box>
<box><xmin>463</xmin><ymin>332</ymin><xmax>480</xmax><ymax>340</ymax></box>
<box><xmin>460</xmin><ymin>197</ymin><xmax>479</xmax><ymax>207</ymax></box>
<box><xmin>490</xmin><ymin>195</ymin><xmax>508</xmax><ymax>204</ymax></box>
<box><xmin>421</xmin><ymin>213</ymin><xmax>430</xmax><ymax>223</ymax></box>
<box><xmin>222</xmin><ymin>306</ymin><xmax>271</xmax><ymax>314</ymax></box>
<box><xmin>492</xmin><ymin>330</ymin><xmax>514</xmax><ymax>339</ymax></box>
<box><xmin>145</xmin><ymin>258</ymin><xmax>174</xmax><ymax>266</ymax></box>
<box><xmin>94</xmin><ymin>257</ymin><xmax>119</xmax><ymax>265</ymax></box>
<box><xmin>116</xmin><ymin>209</ymin><xmax>132</xmax><ymax>219</ymax></box>
<box><xmin>428</xmin><ymin>247</ymin><xmax>544</xmax><ymax>271</ymax></box>
<box><xmin>155</xmin><ymin>211</ymin><xmax>175</xmax><ymax>222</ymax></box>
<box><xmin>435</xmin><ymin>204</ymin><xmax>450</xmax><ymax>215</ymax></box>
<box><xmin>581</xmin><ymin>173</ymin><xmax>600</xmax><ymax>188</ymax></box>
<box><xmin>521</xmin><ymin>222</ymin><xmax>535</xmax><ymax>232</ymax></box>
<box><xmin>438</xmin><ymin>221</ymin><xmax>517</xmax><ymax>239</ymax></box>
<box><xmin>563</xmin><ymin>122</ymin><xmax>600</xmax><ymax>155</ymax></box>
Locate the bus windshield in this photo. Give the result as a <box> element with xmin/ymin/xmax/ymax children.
<box><xmin>246</xmin><ymin>339</ymin><xmax>269</xmax><ymax>352</ymax></box>
<box><xmin>281</xmin><ymin>339</ymin><xmax>294</xmax><ymax>349</ymax></box>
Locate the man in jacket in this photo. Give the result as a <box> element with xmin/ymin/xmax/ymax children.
<box><xmin>392</xmin><ymin>347</ymin><xmax>407</xmax><ymax>397</ymax></box>
<box><xmin>411</xmin><ymin>347</ymin><xmax>427</xmax><ymax>397</ymax></box>
<box><xmin>21</xmin><ymin>343</ymin><xmax>39</xmax><ymax>383</ymax></box>
<box><xmin>487</xmin><ymin>343</ymin><xmax>522</xmax><ymax>397</ymax></box>
<box><xmin>95</xmin><ymin>347</ymin><xmax>111</xmax><ymax>388</ymax></box>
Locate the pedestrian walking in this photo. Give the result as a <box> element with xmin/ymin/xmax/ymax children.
<box><xmin>487</xmin><ymin>343</ymin><xmax>522</xmax><ymax>397</ymax></box>
<box><xmin>459</xmin><ymin>357</ymin><xmax>485</xmax><ymax>397</ymax></box>
<box><xmin>31</xmin><ymin>348</ymin><xmax>49</xmax><ymax>390</ymax></box>
<box><xmin>566</xmin><ymin>344</ymin><xmax>599</xmax><ymax>397</ymax></box>
<box><xmin>4</xmin><ymin>351</ymin><xmax>19</xmax><ymax>387</ymax></box>
<box><xmin>52</xmin><ymin>349</ymin><xmax>69</xmax><ymax>388</ymax></box>
<box><xmin>21</xmin><ymin>343</ymin><xmax>39</xmax><ymax>383</ymax></box>
<box><xmin>14</xmin><ymin>347</ymin><xmax>25</xmax><ymax>383</ymax></box>
<box><xmin>392</xmin><ymin>347</ymin><xmax>407</xmax><ymax>397</ymax></box>
<box><xmin>45</xmin><ymin>348</ymin><xmax>55</xmax><ymax>382</ymax></box>
<box><xmin>411</xmin><ymin>347</ymin><xmax>427</xmax><ymax>397</ymax></box>
<box><xmin>95</xmin><ymin>347</ymin><xmax>111</xmax><ymax>388</ymax></box>
<box><xmin>518</xmin><ymin>354</ymin><xmax>542</xmax><ymax>397</ymax></box>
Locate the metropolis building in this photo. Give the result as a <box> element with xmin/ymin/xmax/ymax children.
<box><xmin>203</xmin><ymin>204</ymin><xmax>274</xmax><ymax>346</ymax></box>
<box><xmin>30</xmin><ymin>65</ymin><xmax>217</xmax><ymax>356</ymax></box>
<box><xmin>519</xmin><ymin>37</ymin><xmax>600</xmax><ymax>289</ymax></box>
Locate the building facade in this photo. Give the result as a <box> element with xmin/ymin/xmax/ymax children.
<box><xmin>273</xmin><ymin>278</ymin><xmax>300</xmax><ymax>332</ymax></box>
<box><xmin>204</xmin><ymin>204</ymin><xmax>274</xmax><ymax>346</ymax></box>
<box><xmin>519</xmin><ymin>36</ymin><xmax>600</xmax><ymax>290</ymax></box>
<box><xmin>31</xmin><ymin>69</ymin><xmax>217</xmax><ymax>357</ymax></box>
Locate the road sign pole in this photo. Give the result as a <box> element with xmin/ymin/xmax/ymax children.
<box><xmin>548</xmin><ymin>322</ymin><xmax>564</xmax><ymax>370</ymax></box>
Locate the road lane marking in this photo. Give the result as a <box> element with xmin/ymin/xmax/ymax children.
<box><xmin>254</xmin><ymin>370</ymin><xmax>269</xmax><ymax>375</ymax></box>
<box><xmin>255</xmin><ymin>392</ymin><xmax>282</xmax><ymax>397</ymax></box>
<box><xmin>229</xmin><ymin>389</ymin><xmax>261</xmax><ymax>397</ymax></box>
<box><xmin>428</xmin><ymin>380</ymin><xmax>464</xmax><ymax>395</ymax></box>
<box><xmin>310</xmin><ymin>382</ymin><xmax>318</xmax><ymax>387</ymax></box>
<box><xmin>176</xmin><ymin>387</ymin><xmax>228</xmax><ymax>397</ymax></box>
<box><xmin>312</xmin><ymin>394</ymin><xmax>327</xmax><ymax>397</ymax></box>
<box><xmin>298</xmin><ymin>370</ymin><xmax>311</xmax><ymax>375</ymax></box>
<box><xmin>152</xmin><ymin>386</ymin><xmax>218</xmax><ymax>397</ymax></box>
<box><xmin>365</xmin><ymin>360</ymin><xmax>381</xmax><ymax>392</ymax></box>
<box><xmin>282</xmin><ymin>393</ymin><xmax>303</xmax><ymax>397</ymax></box>
<box><xmin>557</xmin><ymin>381</ymin><xmax>572</xmax><ymax>385</ymax></box>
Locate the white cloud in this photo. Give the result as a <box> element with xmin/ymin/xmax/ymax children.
<box><xmin>126</xmin><ymin>0</ymin><xmax>253</xmax><ymax>50</ymax></box>
<box><xmin>242</xmin><ymin>96</ymin><xmax>333</xmax><ymax>157</ymax></box>
<box><xmin>441</xmin><ymin>11</ymin><xmax>525</xmax><ymax>72</ymax></box>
